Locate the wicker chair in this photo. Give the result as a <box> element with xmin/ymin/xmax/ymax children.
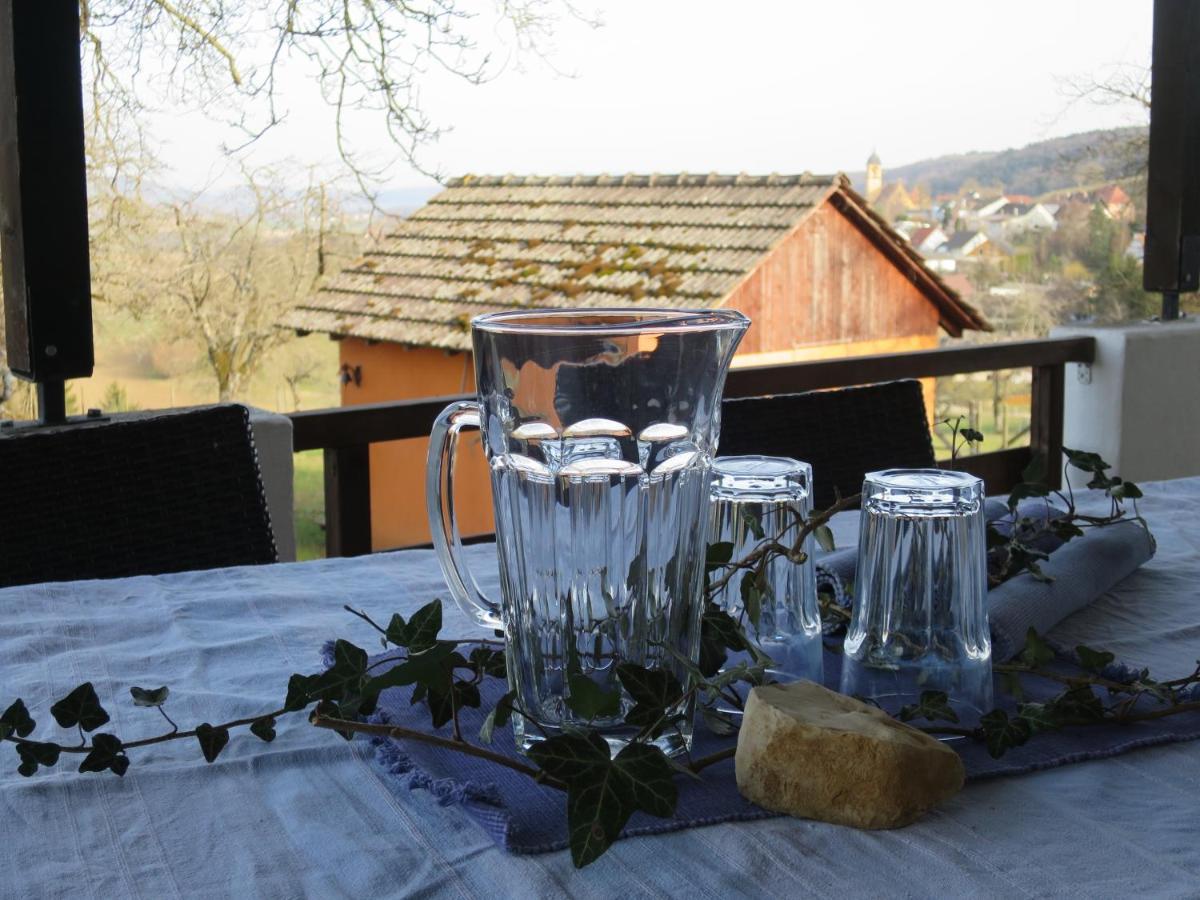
<box><xmin>719</xmin><ymin>379</ymin><xmax>936</xmax><ymax>509</ymax></box>
<box><xmin>0</xmin><ymin>404</ymin><xmax>277</xmax><ymax>588</ymax></box>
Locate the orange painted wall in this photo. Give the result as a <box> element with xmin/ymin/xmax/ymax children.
<box><xmin>337</xmin><ymin>339</ymin><xmax>495</xmax><ymax>550</ymax></box>
<box><xmin>341</xmin><ymin>200</ymin><xmax>947</xmax><ymax>549</ymax></box>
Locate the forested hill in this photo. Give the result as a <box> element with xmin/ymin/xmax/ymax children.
<box><xmin>851</xmin><ymin>127</ymin><xmax>1147</xmax><ymax>197</ymax></box>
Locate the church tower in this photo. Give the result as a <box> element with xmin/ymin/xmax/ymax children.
<box><xmin>865</xmin><ymin>150</ymin><xmax>883</xmax><ymax>203</ymax></box>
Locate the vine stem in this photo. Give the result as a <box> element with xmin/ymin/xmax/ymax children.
<box><xmin>308</xmin><ymin>713</ymin><xmax>565</xmax><ymax>788</ymax></box>
<box><xmin>2</xmin><ymin>706</ymin><xmax>289</xmax><ymax>754</ymax></box>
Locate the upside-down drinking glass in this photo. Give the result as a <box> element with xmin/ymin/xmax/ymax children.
<box><xmin>840</xmin><ymin>469</ymin><xmax>993</xmax><ymax>724</ymax></box>
<box><xmin>707</xmin><ymin>456</ymin><xmax>823</xmax><ymax>685</ymax></box>
<box><xmin>426</xmin><ymin>308</ymin><xmax>748</xmax><ymax>756</ymax></box>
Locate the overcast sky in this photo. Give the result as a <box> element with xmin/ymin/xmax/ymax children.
<box><xmin>153</xmin><ymin>0</ymin><xmax>1154</xmax><ymax>191</ymax></box>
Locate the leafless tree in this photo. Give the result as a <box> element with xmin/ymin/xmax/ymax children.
<box><xmin>78</xmin><ymin>0</ymin><xmax>597</xmax><ymax>197</ymax></box>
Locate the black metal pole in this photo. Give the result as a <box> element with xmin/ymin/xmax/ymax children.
<box><xmin>37</xmin><ymin>381</ymin><xmax>67</xmax><ymax>425</ymax></box>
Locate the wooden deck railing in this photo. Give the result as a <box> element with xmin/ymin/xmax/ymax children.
<box><xmin>288</xmin><ymin>336</ymin><xmax>1096</xmax><ymax>558</ymax></box>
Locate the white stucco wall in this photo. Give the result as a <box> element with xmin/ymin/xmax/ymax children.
<box><xmin>1051</xmin><ymin>319</ymin><xmax>1200</xmax><ymax>484</ymax></box>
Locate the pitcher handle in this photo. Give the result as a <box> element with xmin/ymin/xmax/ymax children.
<box><xmin>426</xmin><ymin>400</ymin><xmax>503</xmax><ymax>630</ymax></box>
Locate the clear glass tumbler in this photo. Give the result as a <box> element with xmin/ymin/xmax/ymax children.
<box><xmin>708</xmin><ymin>456</ymin><xmax>823</xmax><ymax>684</ymax></box>
<box><xmin>840</xmin><ymin>468</ymin><xmax>992</xmax><ymax>724</ymax></box>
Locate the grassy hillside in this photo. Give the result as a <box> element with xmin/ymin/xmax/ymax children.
<box><xmin>852</xmin><ymin>127</ymin><xmax>1147</xmax><ymax>197</ymax></box>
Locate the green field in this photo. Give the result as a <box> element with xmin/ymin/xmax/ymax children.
<box><xmin>293</xmin><ymin>450</ymin><xmax>326</xmax><ymax>560</ymax></box>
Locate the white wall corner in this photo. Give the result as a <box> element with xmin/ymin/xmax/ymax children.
<box><xmin>246</xmin><ymin>407</ymin><xmax>297</xmax><ymax>562</ymax></box>
<box><xmin>1051</xmin><ymin>319</ymin><xmax>1200</xmax><ymax>484</ymax></box>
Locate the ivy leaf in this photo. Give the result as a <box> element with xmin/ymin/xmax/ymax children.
<box><xmin>129</xmin><ymin>686</ymin><xmax>170</xmax><ymax>708</ymax></box>
<box><xmin>310</xmin><ymin>700</ymin><xmax>355</xmax><ymax>740</ymax></box>
<box><xmin>813</xmin><ymin>524</ymin><xmax>836</xmax><ymax>553</ymax></box>
<box><xmin>705</xmin><ymin>542</ymin><xmax>734</xmax><ymax>570</ymax></box>
<box><xmin>961</xmin><ymin>427</ymin><xmax>985</xmax><ymax>444</ymax></box>
<box><xmin>527</xmin><ymin>731</ymin><xmax>610</xmax><ymax>782</ymax></box>
<box><xmin>16</xmin><ymin>740</ymin><xmax>61</xmax><ymax>777</ymax></box>
<box><xmin>283</xmin><ymin>674</ymin><xmax>317</xmax><ymax>712</ymax></box>
<box><xmin>1050</xmin><ymin>519</ymin><xmax>1085</xmax><ymax>542</ymax></box>
<box><xmin>1111</xmin><ymin>481</ymin><xmax>1142</xmax><ymax>501</ymax></box>
<box><xmin>565</xmin><ymin>763</ymin><xmax>632</xmax><ymax>868</ymax></box>
<box><xmin>566</xmin><ymin>674</ymin><xmax>621</xmax><ymax>721</ymax></box>
<box><xmin>617</xmin><ymin>664</ymin><xmax>683</xmax><ymax>732</ymax></box>
<box><xmin>897</xmin><ymin>690</ymin><xmax>959</xmax><ymax>724</ymax></box>
<box><xmin>1018</xmin><ymin>628</ymin><xmax>1056</xmax><ymax>668</ymax></box>
<box><xmin>400</xmin><ymin>600</ymin><xmax>443</xmax><ymax>653</ymax></box>
<box><xmin>1</xmin><ymin>699</ymin><xmax>35</xmax><ymax>739</ymax></box>
<box><xmin>1007</xmin><ymin>481</ymin><xmax>1050</xmax><ymax>511</ymax></box>
<box><xmin>249</xmin><ymin>716</ymin><xmax>277</xmax><ymax>742</ymax></box>
<box><xmin>979</xmin><ymin>709</ymin><xmax>1032</xmax><ymax>759</ymax></box>
<box><xmin>739</xmin><ymin>507</ymin><xmax>765</xmax><ymax>541</ymax></box>
<box><xmin>1051</xmin><ymin>685</ymin><xmax>1106</xmax><ymax>724</ymax></box>
<box><xmin>384</xmin><ymin>613</ymin><xmax>407</xmax><ymax>646</ymax></box>
<box><xmin>364</xmin><ymin>641</ymin><xmax>457</xmax><ymax>697</ymax></box>
<box><xmin>478</xmin><ymin>690</ymin><xmax>517</xmax><ymax>744</ymax></box>
<box><xmin>1064</xmin><ymin>448</ymin><xmax>1111</xmax><ymax>475</ymax></box>
<box><xmin>195</xmin><ymin>723</ymin><xmax>230</xmax><ymax>763</ymax></box>
<box><xmin>612</xmin><ymin>742</ymin><xmax>677</xmax><ymax>818</ymax></box>
<box><xmin>1075</xmin><ymin>645</ymin><xmax>1116</xmax><ymax>674</ymax></box>
<box><xmin>50</xmin><ymin>683</ymin><xmax>110</xmax><ymax>732</ymax></box>
<box><xmin>1015</xmin><ymin>702</ymin><xmax>1060</xmax><ymax>734</ymax></box>
<box><xmin>468</xmin><ymin>646</ymin><xmax>507</xmax><ymax>679</ymax></box>
<box><xmin>79</xmin><ymin>733</ymin><xmax>128</xmax><ymax>776</ymax></box>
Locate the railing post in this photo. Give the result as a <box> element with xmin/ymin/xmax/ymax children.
<box><xmin>1030</xmin><ymin>364</ymin><xmax>1066</xmax><ymax>489</ymax></box>
<box><xmin>323</xmin><ymin>445</ymin><xmax>372</xmax><ymax>557</ymax></box>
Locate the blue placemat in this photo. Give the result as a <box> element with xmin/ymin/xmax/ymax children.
<box><xmin>323</xmin><ymin>641</ymin><xmax>1200</xmax><ymax>855</ymax></box>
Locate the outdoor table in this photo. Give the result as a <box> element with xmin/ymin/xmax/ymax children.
<box><xmin>2</xmin><ymin>479</ymin><xmax>1199</xmax><ymax>899</ymax></box>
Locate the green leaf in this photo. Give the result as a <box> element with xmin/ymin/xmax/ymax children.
<box><xmin>1007</xmin><ymin>481</ymin><xmax>1050</xmax><ymax>511</ymax></box>
<box><xmin>1075</xmin><ymin>645</ymin><xmax>1116</xmax><ymax>674</ymax></box>
<box><xmin>479</xmin><ymin>690</ymin><xmax>517</xmax><ymax>744</ymax></box>
<box><xmin>1</xmin><ymin>699</ymin><xmax>35</xmax><ymax>739</ymax></box>
<box><xmin>616</xmin><ymin>664</ymin><xmax>684</xmax><ymax>732</ymax></box>
<box><xmin>1018</xmin><ymin>628</ymin><xmax>1056</xmax><ymax>668</ymax></box>
<box><xmin>249</xmin><ymin>716</ymin><xmax>277</xmax><ymax>742</ymax></box>
<box><xmin>384</xmin><ymin>613</ymin><xmax>407</xmax><ymax>646</ymax></box>
<box><xmin>813</xmin><ymin>524</ymin><xmax>836</xmax><ymax>553</ymax></box>
<box><xmin>1111</xmin><ymin>481</ymin><xmax>1142</xmax><ymax>501</ymax></box>
<box><xmin>961</xmin><ymin>427</ymin><xmax>985</xmax><ymax>444</ymax></box>
<box><xmin>1015</xmin><ymin>702</ymin><xmax>1060</xmax><ymax>734</ymax></box>
<box><xmin>705</xmin><ymin>542</ymin><xmax>734</xmax><ymax>569</ymax></box>
<box><xmin>130</xmin><ymin>686</ymin><xmax>170</xmax><ymax>708</ymax></box>
<box><xmin>402</xmin><ymin>600</ymin><xmax>444</xmax><ymax>653</ymax></box>
<box><xmin>739</xmin><ymin>507</ymin><xmax>765</xmax><ymax>541</ymax></box>
<box><xmin>612</xmin><ymin>742</ymin><xmax>677</xmax><ymax>818</ymax></box>
<box><xmin>311</xmin><ymin>700</ymin><xmax>355</xmax><ymax>740</ymax></box>
<box><xmin>1051</xmin><ymin>685</ymin><xmax>1106</xmax><ymax>724</ymax></box>
<box><xmin>565</xmin><ymin>763</ymin><xmax>633</xmax><ymax>868</ymax></box>
<box><xmin>468</xmin><ymin>646</ymin><xmax>507</xmax><ymax>679</ymax></box>
<box><xmin>979</xmin><ymin>709</ymin><xmax>1032</xmax><ymax>758</ymax></box>
<box><xmin>78</xmin><ymin>733</ymin><xmax>128</xmax><ymax>776</ymax></box>
<box><xmin>283</xmin><ymin>673</ymin><xmax>317</xmax><ymax>712</ymax></box>
<box><xmin>195</xmin><ymin>723</ymin><xmax>230</xmax><ymax>763</ymax></box>
<box><xmin>565</xmin><ymin>674</ymin><xmax>621</xmax><ymax>721</ymax></box>
<box><xmin>897</xmin><ymin>690</ymin><xmax>959</xmax><ymax>724</ymax></box>
<box><xmin>527</xmin><ymin>731</ymin><xmax>611</xmax><ymax>782</ymax></box>
<box><xmin>364</xmin><ymin>641</ymin><xmax>456</xmax><ymax>695</ymax></box>
<box><xmin>1063</xmin><ymin>448</ymin><xmax>1110</xmax><ymax>474</ymax></box>
<box><xmin>16</xmin><ymin>740</ymin><xmax>61</xmax><ymax>776</ymax></box>
<box><xmin>50</xmin><ymin>683</ymin><xmax>110</xmax><ymax>732</ymax></box>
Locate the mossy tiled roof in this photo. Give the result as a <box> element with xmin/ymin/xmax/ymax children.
<box><xmin>283</xmin><ymin>173</ymin><xmax>985</xmax><ymax>350</ymax></box>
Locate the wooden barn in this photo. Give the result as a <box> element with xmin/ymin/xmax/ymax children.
<box><xmin>283</xmin><ymin>172</ymin><xmax>989</xmax><ymax>548</ymax></box>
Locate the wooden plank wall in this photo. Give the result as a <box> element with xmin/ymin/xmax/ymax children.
<box><xmin>724</xmin><ymin>202</ymin><xmax>940</xmax><ymax>355</ymax></box>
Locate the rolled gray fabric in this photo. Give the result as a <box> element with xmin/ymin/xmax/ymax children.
<box><xmin>987</xmin><ymin>519</ymin><xmax>1156</xmax><ymax>660</ymax></box>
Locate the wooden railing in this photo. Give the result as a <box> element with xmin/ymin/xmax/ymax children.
<box><xmin>289</xmin><ymin>336</ymin><xmax>1096</xmax><ymax>558</ymax></box>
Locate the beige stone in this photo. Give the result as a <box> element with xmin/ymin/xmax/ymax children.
<box><xmin>734</xmin><ymin>681</ymin><xmax>965</xmax><ymax>829</ymax></box>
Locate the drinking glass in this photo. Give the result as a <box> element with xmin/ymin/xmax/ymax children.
<box><xmin>840</xmin><ymin>468</ymin><xmax>992</xmax><ymax>724</ymax></box>
<box><xmin>426</xmin><ymin>308</ymin><xmax>749</xmax><ymax>755</ymax></box>
<box><xmin>707</xmin><ymin>456</ymin><xmax>823</xmax><ymax>684</ymax></box>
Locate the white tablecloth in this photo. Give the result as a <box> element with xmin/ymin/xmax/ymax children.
<box><xmin>2</xmin><ymin>480</ymin><xmax>1199</xmax><ymax>899</ymax></box>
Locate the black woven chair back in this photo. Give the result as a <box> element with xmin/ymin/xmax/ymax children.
<box><xmin>0</xmin><ymin>404</ymin><xmax>277</xmax><ymax>588</ymax></box>
<box><xmin>719</xmin><ymin>379</ymin><xmax>936</xmax><ymax>509</ymax></box>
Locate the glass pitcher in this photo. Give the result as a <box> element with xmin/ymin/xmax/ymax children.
<box><xmin>426</xmin><ymin>308</ymin><xmax>748</xmax><ymax>755</ymax></box>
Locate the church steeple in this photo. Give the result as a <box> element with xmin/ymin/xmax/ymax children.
<box><xmin>866</xmin><ymin>150</ymin><xmax>883</xmax><ymax>203</ymax></box>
